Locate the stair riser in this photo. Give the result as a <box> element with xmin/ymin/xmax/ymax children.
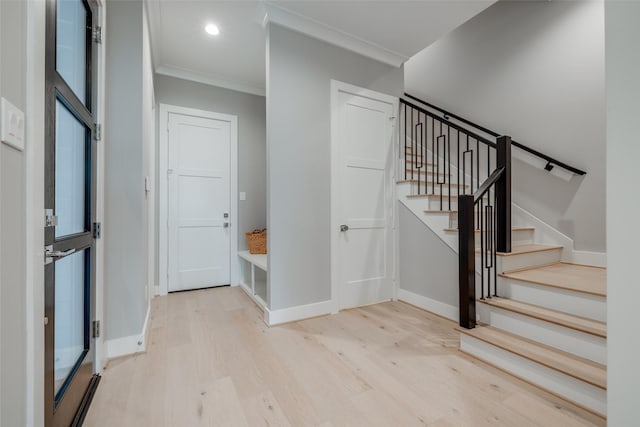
<box><xmin>460</xmin><ymin>334</ymin><xmax>606</xmax><ymax>416</ymax></box>
<box><xmin>477</xmin><ymin>304</ymin><xmax>606</xmax><ymax>364</ymax></box>
<box><xmin>498</xmin><ymin>278</ymin><xmax>606</xmax><ymax>322</ymax></box>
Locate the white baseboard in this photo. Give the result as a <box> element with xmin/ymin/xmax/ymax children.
<box><xmin>105</xmin><ymin>302</ymin><xmax>151</xmax><ymax>359</ymax></box>
<box><xmin>398</xmin><ymin>288</ymin><xmax>458</xmax><ymax>321</ymax></box>
<box><xmin>265</xmin><ymin>299</ymin><xmax>333</xmax><ymax>326</ymax></box>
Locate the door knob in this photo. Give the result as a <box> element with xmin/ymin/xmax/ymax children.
<box><xmin>340</xmin><ymin>224</ymin><xmax>349</xmax><ymax>232</ymax></box>
<box><xmin>224</xmin><ymin>222</ymin><xmax>230</xmax><ymax>228</ymax></box>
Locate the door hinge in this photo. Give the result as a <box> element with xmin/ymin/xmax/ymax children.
<box><xmin>93</xmin><ymin>26</ymin><xmax>102</xmax><ymax>44</ymax></box>
<box><xmin>45</xmin><ymin>209</ymin><xmax>58</xmax><ymax>227</ymax></box>
<box><xmin>92</xmin><ymin>320</ymin><xmax>101</xmax><ymax>338</ymax></box>
<box><xmin>94</xmin><ymin>123</ymin><xmax>102</xmax><ymax>141</ymax></box>
<box><xmin>93</xmin><ymin>222</ymin><xmax>102</xmax><ymax>239</ymax></box>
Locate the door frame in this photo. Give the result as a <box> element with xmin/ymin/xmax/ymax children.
<box><xmin>158</xmin><ymin>103</ymin><xmax>239</xmax><ymax>296</ymax></box>
<box><xmin>330</xmin><ymin>80</ymin><xmax>399</xmax><ymax>313</ymax></box>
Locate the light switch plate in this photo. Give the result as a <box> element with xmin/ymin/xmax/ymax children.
<box><xmin>1</xmin><ymin>97</ymin><xmax>25</xmax><ymax>151</ymax></box>
<box><xmin>239</xmin><ymin>192</ymin><xmax>246</xmax><ymax>201</ymax></box>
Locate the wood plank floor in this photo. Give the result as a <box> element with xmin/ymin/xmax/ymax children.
<box><xmin>84</xmin><ymin>287</ymin><xmax>604</xmax><ymax>427</ymax></box>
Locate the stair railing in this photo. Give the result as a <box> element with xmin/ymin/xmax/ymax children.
<box><xmin>399</xmin><ymin>98</ymin><xmax>497</xmax><ymax>219</ymax></box>
<box><xmin>399</xmin><ymin>94</ymin><xmax>586</xmax><ymax>329</ymax></box>
<box><xmin>458</xmin><ymin>136</ymin><xmax>511</xmax><ymax>329</ymax></box>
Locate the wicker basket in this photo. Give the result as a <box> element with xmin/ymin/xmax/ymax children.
<box><xmin>246</xmin><ymin>229</ymin><xmax>267</xmax><ymax>254</ymax></box>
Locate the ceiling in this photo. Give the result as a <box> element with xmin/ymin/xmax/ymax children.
<box><xmin>146</xmin><ymin>0</ymin><xmax>495</xmax><ymax>96</ymax></box>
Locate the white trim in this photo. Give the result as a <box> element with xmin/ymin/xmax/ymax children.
<box><xmin>264</xmin><ymin>2</ymin><xmax>408</xmax><ymax>67</ymax></box>
<box><xmin>25</xmin><ymin>1</ymin><xmax>46</xmax><ymax>425</ymax></box>
<box><xmin>158</xmin><ymin>104</ymin><xmax>239</xmax><ymax>296</ymax></box>
<box><xmin>156</xmin><ymin>64</ymin><xmax>266</xmax><ymax>97</ymax></box>
<box><xmin>264</xmin><ymin>300</ymin><xmax>333</xmax><ymax>326</ymax></box>
<box><xmin>94</xmin><ymin>0</ymin><xmax>107</xmax><ymax>375</ymax></box>
<box><xmin>397</xmin><ymin>288</ymin><xmax>459</xmax><ymax>322</ymax></box>
<box><xmin>105</xmin><ymin>304</ymin><xmax>150</xmax><ymax>359</ymax></box>
<box><xmin>330</xmin><ymin>80</ymin><xmax>398</xmax><ymax>314</ymax></box>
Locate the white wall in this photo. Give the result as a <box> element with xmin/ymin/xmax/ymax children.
<box><xmin>605</xmin><ymin>2</ymin><xmax>640</xmax><ymax>424</ymax></box>
<box><xmin>143</xmin><ymin>5</ymin><xmax>155</xmax><ymax>304</ymax></box>
<box><xmin>104</xmin><ymin>0</ymin><xmax>150</xmax><ymax>341</ymax></box>
<box><xmin>398</xmin><ymin>204</ymin><xmax>458</xmax><ymax>312</ymax></box>
<box><xmin>153</xmin><ymin>73</ymin><xmax>267</xmax><ymax>290</ymax></box>
<box><xmin>266</xmin><ymin>24</ymin><xmax>404</xmax><ymax>310</ymax></box>
<box><xmin>0</xmin><ymin>1</ymin><xmax>27</xmax><ymax>425</ymax></box>
<box><xmin>405</xmin><ymin>0</ymin><xmax>606</xmax><ymax>252</ymax></box>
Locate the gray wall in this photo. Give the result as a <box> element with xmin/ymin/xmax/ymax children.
<box><xmin>405</xmin><ymin>0</ymin><xmax>606</xmax><ymax>252</ymax></box>
<box><xmin>0</xmin><ymin>2</ymin><xmax>27</xmax><ymax>425</ymax></box>
<box><xmin>104</xmin><ymin>0</ymin><xmax>149</xmax><ymax>340</ymax></box>
<box><xmin>605</xmin><ymin>1</ymin><xmax>640</xmax><ymax>424</ymax></box>
<box><xmin>398</xmin><ymin>204</ymin><xmax>457</xmax><ymax>309</ymax></box>
<box><xmin>153</xmin><ymin>74</ymin><xmax>267</xmax><ymax>290</ymax></box>
<box><xmin>267</xmin><ymin>24</ymin><xmax>404</xmax><ymax>310</ymax></box>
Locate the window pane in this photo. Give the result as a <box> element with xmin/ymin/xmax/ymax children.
<box><xmin>57</xmin><ymin>0</ymin><xmax>87</xmax><ymax>104</ymax></box>
<box><xmin>55</xmin><ymin>100</ymin><xmax>87</xmax><ymax>238</ymax></box>
<box><xmin>54</xmin><ymin>250</ymin><xmax>87</xmax><ymax>397</ymax></box>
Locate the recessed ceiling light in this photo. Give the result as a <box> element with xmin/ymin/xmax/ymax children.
<box><xmin>205</xmin><ymin>23</ymin><xmax>220</xmax><ymax>36</ymax></box>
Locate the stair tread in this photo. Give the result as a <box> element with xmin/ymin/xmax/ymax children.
<box><xmin>500</xmin><ymin>262</ymin><xmax>606</xmax><ymax>297</ymax></box>
<box><xmin>408</xmin><ymin>193</ymin><xmax>484</xmax><ymax>200</ymax></box>
<box><xmin>473</xmin><ymin>244</ymin><xmax>562</xmax><ymax>256</ymax></box>
<box><xmin>397</xmin><ymin>179</ymin><xmax>468</xmax><ymax>187</ymax></box>
<box><xmin>443</xmin><ymin>226</ymin><xmax>535</xmax><ymax>232</ymax></box>
<box><xmin>458</xmin><ymin>325</ymin><xmax>607</xmax><ymax>389</ymax></box>
<box><xmin>479</xmin><ymin>297</ymin><xmax>606</xmax><ymax>338</ymax></box>
<box><xmin>405</xmin><ymin>169</ymin><xmax>450</xmax><ymax>176</ymax></box>
<box><xmin>496</xmin><ymin>244</ymin><xmax>563</xmax><ymax>256</ymax></box>
<box><xmin>405</xmin><ymin>160</ymin><xmax>434</xmax><ymax>166</ymax></box>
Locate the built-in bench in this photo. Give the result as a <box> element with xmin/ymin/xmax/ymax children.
<box><xmin>238</xmin><ymin>250</ymin><xmax>268</xmax><ymax>309</ymax></box>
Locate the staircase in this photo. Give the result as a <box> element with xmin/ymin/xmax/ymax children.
<box><xmin>398</xmin><ymin>96</ymin><xmax>606</xmax><ymax>418</ymax></box>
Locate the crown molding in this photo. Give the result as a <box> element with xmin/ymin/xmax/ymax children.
<box><xmin>156</xmin><ymin>64</ymin><xmax>266</xmax><ymax>97</ymax></box>
<box><xmin>263</xmin><ymin>2</ymin><xmax>408</xmax><ymax>68</ymax></box>
<box><xmin>144</xmin><ymin>0</ymin><xmax>163</xmax><ymax>69</ymax></box>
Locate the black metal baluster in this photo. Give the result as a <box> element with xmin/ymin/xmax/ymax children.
<box><xmin>404</xmin><ymin>103</ymin><xmax>407</xmax><ymax>181</ymax></box>
<box><xmin>448</xmin><ymin>126</ymin><xmax>451</xmax><ymax>211</ymax></box>
<box><xmin>480</xmin><ymin>198</ymin><xmax>484</xmax><ymax>300</ymax></box>
<box><xmin>457</xmin><ymin>130</ymin><xmax>460</xmax><ymax>201</ymax></box>
<box><xmin>416</xmin><ymin>122</ymin><xmax>423</xmax><ymax>195</ymax></box>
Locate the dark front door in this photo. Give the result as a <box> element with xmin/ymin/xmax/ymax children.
<box><xmin>45</xmin><ymin>0</ymin><xmax>100</xmax><ymax>425</ymax></box>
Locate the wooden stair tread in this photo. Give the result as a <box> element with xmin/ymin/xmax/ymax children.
<box><xmin>500</xmin><ymin>262</ymin><xmax>606</xmax><ymax>297</ymax></box>
<box><xmin>495</xmin><ymin>244</ymin><xmax>563</xmax><ymax>256</ymax></box>
<box><xmin>405</xmin><ymin>169</ymin><xmax>450</xmax><ymax>176</ymax></box>
<box><xmin>443</xmin><ymin>226</ymin><xmax>535</xmax><ymax>232</ymax></box>
<box><xmin>479</xmin><ymin>297</ymin><xmax>606</xmax><ymax>338</ymax></box>
<box><xmin>397</xmin><ymin>179</ymin><xmax>468</xmax><ymax>187</ymax></box>
<box><xmin>405</xmin><ymin>160</ymin><xmax>434</xmax><ymax>166</ymax></box>
<box><xmin>458</xmin><ymin>325</ymin><xmax>606</xmax><ymax>389</ymax></box>
<box><xmin>408</xmin><ymin>193</ymin><xmax>484</xmax><ymax>200</ymax></box>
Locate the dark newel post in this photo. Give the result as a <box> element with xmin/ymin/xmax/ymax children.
<box><xmin>458</xmin><ymin>195</ymin><xmax>476</xmax><ymax>329</ymax></box>
<box><xmin>496</xmin><ymin>136</ymin><xmax>512</xmax><ymax>253</ymax></box>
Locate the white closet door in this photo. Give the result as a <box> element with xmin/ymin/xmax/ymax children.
<box><xmin>334</xmin><ymin>88</ymin><xmax>395</xmax><ymax>309</ymax></box>
<box><xmin>168</xmin><ymin>113</ymin><xmax>231</xmax><ymax>292</ymax></box>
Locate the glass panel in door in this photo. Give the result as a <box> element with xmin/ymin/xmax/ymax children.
<box><xmin>56</xmin><ymin>0</ymin><xmax>88</xmax><ymax>105</ymax></box>
<box><xmin>53</xmin><ymin>249</ymin><xmax>88</xmax><ymax>399</ymax></box>
<box><xmin>55</xmin><ymin>99</ymin><xmax>88</xmax><ymax>238</ymax></box>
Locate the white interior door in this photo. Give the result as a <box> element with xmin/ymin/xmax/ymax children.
<box><xmin>168</xmin><ymin>113</ymin><xmax>231</xmax><ymax>292</ymax></box>
<box><xmin>333</xmin><ymin>83</ymin><xmax>396</xmax><ymax>310</ymax></box>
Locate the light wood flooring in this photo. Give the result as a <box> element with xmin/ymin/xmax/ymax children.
<box><xmin>84</xmin><ymin>286</ymin><xmax>604</xmax><ymax>427</ymax></box>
